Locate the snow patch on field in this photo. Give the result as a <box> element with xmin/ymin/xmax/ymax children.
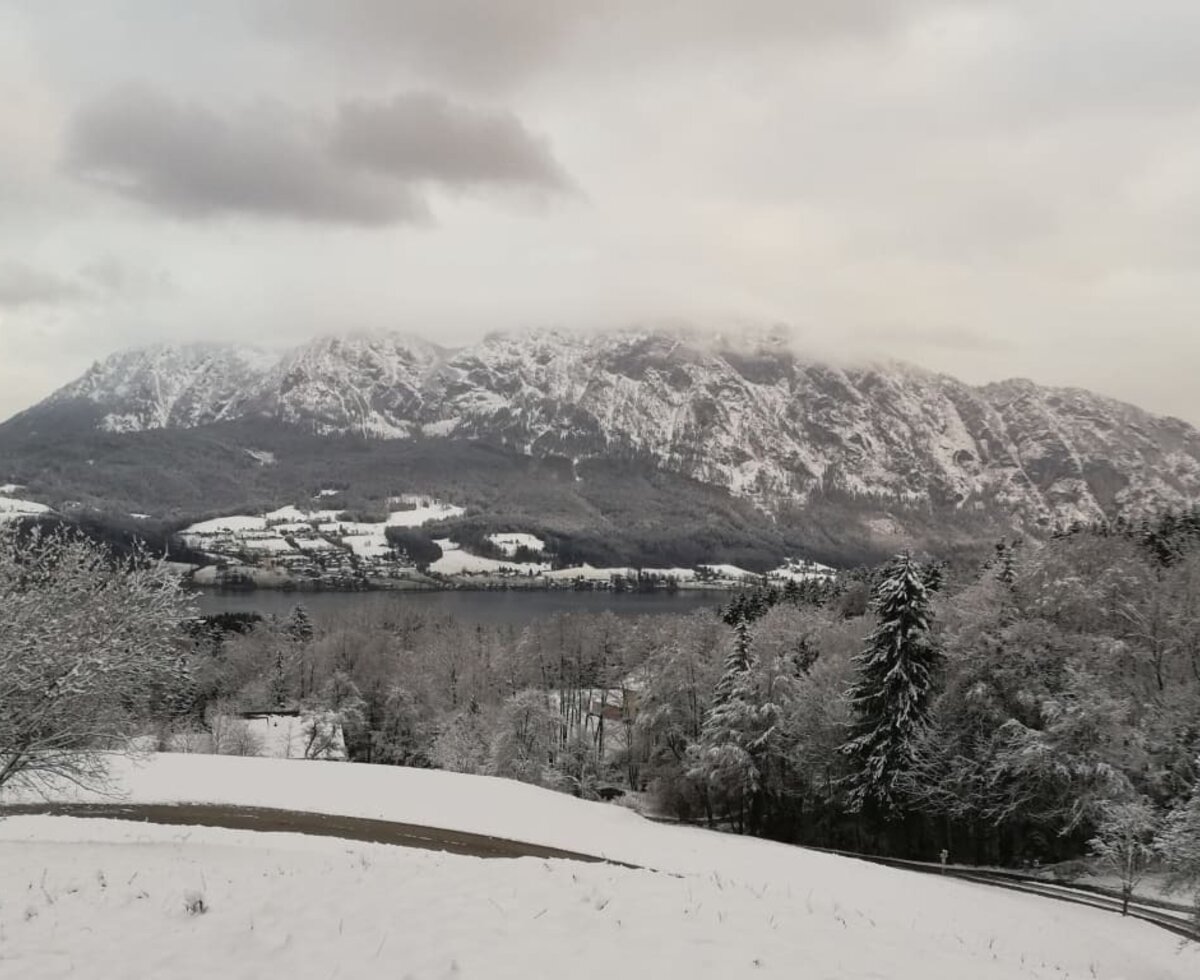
<box><xmin>265</xmin><ymin>505</ymin><xmax>309</xmax><ymax>522</ymax></box>
<box><xmin>699</xmin><ymin>563</ymin><xmax>757</xmax><ymax>580</ymax></box>
<box><xmin>185</xmin><ymin>515</ymin><xmax>268</xmax><ymax>535</ymax></box>
<box><xmin>385</xmin><ymin>501</ymin><xmax>465</xmax><ymax>527</ymax></box>
<box><xmin>487</xmin><ymin>532</ymin><xmax>546</xmax><ymax>555</ymax></box>
<box><xmin>1</xmin><ymin>755</ymin><xmax>1195</xmax><ymax>980</ymax></box>
<box><xmin>430</xmin><ymin>539</ymin><xmax>549</xmax><ymax>575</ymax></box>
<box><xmin>542</xmin><ymin>563</ymin><xmax>631</xmax><ymax>582</ymax></box>
<box><xmin>342</xmin><ymin>531</ymin><xmax>392</xmax><ymax>558</ymax></box>
<box><xmin>768</xmin><ymin>557</ymin><xmax>835</xmax><ymax>582</ymax></box>
<box><xmin>0</xmin><ymin>496</ymin><xmax>52</xmax><ymax>521</ymax></box>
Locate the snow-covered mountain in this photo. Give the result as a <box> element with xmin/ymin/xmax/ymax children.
<box><xmin>25</xmin><ymin>327</ymin><xmax>1200</xmax><ymax>528</ymax></box>
<box><xmin>52</xmin><ymin>342</ymin><xmax>282</xmax><ymax>433</ymax></box>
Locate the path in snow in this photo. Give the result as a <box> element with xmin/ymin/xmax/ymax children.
<box><xmin>0</xmin><ymin>802</ymin><xmax>633</xmax><ymax>866</ymax></box>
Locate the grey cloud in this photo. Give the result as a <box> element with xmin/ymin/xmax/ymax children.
<box><xmin>262</xmin><ymin>0</ymin><xmax>583</xmax><ymax>87</ymax></box>
<box><xmin>0</xmin><ymin>257</ymin><xmax>177</xmax><ymax>309</ymax></box>
<box><xmin>0</xmin><ymin>262</ymin><xmax>86</xmax><ymax>308</ymax></box>
<box><xmin>64</xmin><ymin>86</ymin><xmax>569</xmax><ymax>225</ymax></box>
<box><xmin>65</xmin><ymin>86</ymin><xmax>428</xmax><ymax>226</ymax></box>
<box><xmin>332</xmin><ymin>93</ymin><xmax>569</xmax><ymax>189</ymax></box>
<box><xmin>79</xmin><ymin>256</ymin><xmax>177</xmax><ymax>299</ymax></box>
<box><xmin>266</xmin><ymin>0</ymin><xmax>958</xmax><ymax>87</ymax></box>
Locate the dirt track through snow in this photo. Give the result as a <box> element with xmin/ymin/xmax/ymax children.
<box><xmin>0</xmin><ymin>802</ymin><xmax>636</xmax><ymax>865</ymax></box>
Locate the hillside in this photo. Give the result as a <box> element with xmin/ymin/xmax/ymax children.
<box><xmin>3</xmin><ymin>327</ymin><xmax>1198</xmax><ymax>567</ymax></box>
<box><xmin>1</xmin><ymin>754</ymin><xmax>1193</xmax><ymax>980</ymax></box>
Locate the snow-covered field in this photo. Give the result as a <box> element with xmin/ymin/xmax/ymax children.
<box><xmin>430</xmin><ymin>538</ymin><xmax>551</xmax><ymax>575</ymax></box>
<box><xmin>1</xmin><ymin>754</ymin><xmax>1194</xmax><ymax>980</ymax></box>
<box><xmin>486</xmin><ymin>532</ymin><xmax>546</xmax><ymax>555</ymax></box>
<box><xmin>0</xmin><ymin>495</ymin><xmax>52</xmax><ymax>521</ymax></box>
<box><xmin>386</xmin><ymin>501</ymin><xmax>465</xmax><ymax>527</ymax></box>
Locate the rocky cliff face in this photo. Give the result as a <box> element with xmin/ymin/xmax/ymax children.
<box><xmin>33</xmin><ymin>328</ymin><xmax>1200</xmax><ymax>528</ymax></box>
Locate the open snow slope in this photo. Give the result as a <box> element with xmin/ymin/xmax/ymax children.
<box><xmin>2</xmin><ymin>754</ymin><xmax>1195</xmax><ymax>980</ymax></box>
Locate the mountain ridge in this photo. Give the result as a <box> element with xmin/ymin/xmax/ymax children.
<box><xmin>6</xmin><ymin>327</ymin><xmax>1200</xmax><ymax>546</ymax></box>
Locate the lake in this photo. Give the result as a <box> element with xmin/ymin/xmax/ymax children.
<box><xmin>193</xmin><ymin>588</ymin><xmax>729</xmax><ymax>627</ymax></box>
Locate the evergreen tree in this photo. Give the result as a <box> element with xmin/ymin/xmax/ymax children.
<box><xmin>841</xmin><ymin>553</ymin><xmax>941</xmax><ymax>816</ymax></box>
<box><xmin>689</xmin><ymin>619</ymin><xmax>774</xmax><ymax>832</ymax></box>
<box><xmin>269</xmin><ymin>646</ymin><xmax>290</xmax><ymax>708</ymax></box>
<box><xmin>286</xmin><ymin>604</ymin><xmax>314</xmax><ymax>643</ymax></box>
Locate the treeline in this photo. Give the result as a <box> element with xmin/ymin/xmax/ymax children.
<box><xmin>172</xmin><ymin>510</ymin><xmax>1200</xmax><ymax>917</ymax></box>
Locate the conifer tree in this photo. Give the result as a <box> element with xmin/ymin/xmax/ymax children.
<box><xmin>841</xmin><ymin>553</ymin><xmax>941</xmax><ymax>816</ymax></box>
<box><xmin>689</xmin><ymin>619</ymin><xmax>774</xmax><ymax>831</ymax></box>
<box><xmin>286</xmin><ymin>603</ymin><xmax>314</xmax><ymax>643</ymax></box>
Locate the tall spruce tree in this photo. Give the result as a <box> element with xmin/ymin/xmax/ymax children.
<box><xmin>286</xmin><ymin>604</ymin><xmax>314</xmax><ymax>643</ymax></box>
<box><xmin>841</xmin><ymin>552</ymin><xmax>941</xmax><ymax>816</ymax></box>
<box><xmin>689</xmin><ymin>618</ymin><xmax>767</xmax><ymax>831</ymax></box>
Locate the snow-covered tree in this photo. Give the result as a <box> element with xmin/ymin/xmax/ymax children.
<box><xmin>0</xmin><ymin>525</ymin><xmax>195</xmax><ymax>793</ymax></box>
<box><xmin>841</xmin><ymin>553</ymin><xmax>941</xmax><ymax>816</ymax></box>
<box><xmin>490</xmin><ymin>689</ymin><xmax>557</xmax><ymax>785</ymax></box>
<box><xmin>369</xmin><ymin>685</ymin><xmax>433</xmax><ymax>767</ymax></box>
<box><xmin>303</xmin><ymin>670</ymin><xmax>363</xmax><ymax>760</ymax></box>
<box><xmin>286</xmin><ymin>603</ymin><xmax>314</xmax><ymax>643</ymax></box>
<box><xmin>1157</xmin><ymin>779</ymin><xmax>1200</xmax><ymax>936</ymax></box>
<box><xmin>1088</xmin><ymin>798</ymin><xmax>1160</xmax><ymax>915</ymax></box>
<box><xmin>552</xmin><ymin>728</ymin><xmax>603</xmax><ymax>799</ymax></box>
<box><xmin>432</xmin><ymin>697</ymin><xmax>492</xmax><ymax>774</ymax></box>
<box><xmin>205</xmin><ymin>701</ymin><xmax>262</xmax><ymax>757</ymax></box>
<box><xmin>688</xmin><ymin>620</ymin><xmax>776</xmax><ymax>832</ymax></box>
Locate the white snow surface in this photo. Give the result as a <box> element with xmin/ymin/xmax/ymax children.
<box><xmin>699</xmin><ymin>563</ymin><xmax>758</xmax><ymax>580</ymax></box>
<box><xmin>486</xmin><ymin>532</ymin><xmax>546</xmax><ymax>555</ymax></box>
<box><xmin>0</xmin><ymin>495</ymin><xmax>52</xmax><ymax>520</ymax></box>
<box><xmin>183</xmin><ymin>515</ymin><xmax>268</xmax><ymax>535</ymax></box>
<box><xmin>385</xmin><ymin>501</ymin><xmax>466</xmax><ymax>527</ymax></box>
<box><xmin>265</xmin><ymin>505</ymin><xmax>309</xmax><ymax>522</ymax></box>
<box><xmin>1</xmin><ymin>754</ymin><xmax>1194</xmax><ymax>980</ymax></box>
<box><xmin>543</xmin><ymin>564</ymin><xmax>635</xmax><ymax>582</ymax></box>
<box><xmin>430</xmin><ymin>539</ymin><xmax>549</xmax><ymax>575</ymax></box>
<box><xmin>343</xmin><ymin>531</ymin><xmax>392</xmax><ymax>558</ymax></box>
<box><xmin>0</xmin><ymin>483</ymin><xmax>25</xmax><ymax>494</ymax></box>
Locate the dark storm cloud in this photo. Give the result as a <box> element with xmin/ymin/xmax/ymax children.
<box><xmin>65</xmin><ymin>86</ymin><xmax>426</xmax><ymax>225</ymax></box>
<box><xmin>63</xmin><ymin>86</ymin><xmax>569</xmax><ymax>225</ymax></box>
<box><xmin>331</xmin><ymin>93</ymin><xmax>569</xmax><ymax>189</ymax></box>
<box><xmin>0</xmin><ymin>262</ymin><xmax>86</xmax><ymax>307</ymax></box>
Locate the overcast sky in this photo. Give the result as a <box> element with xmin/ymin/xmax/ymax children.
<box><xmin>2</xmin><ymin>1</ymin><xmax>1199</xmax><ymax>423</ymax></box>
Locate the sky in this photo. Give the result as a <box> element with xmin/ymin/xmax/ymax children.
<box><xmin>1</xmin><ymin>0</ymin><xmax>1199</xmax><ymax>424</ymax></box>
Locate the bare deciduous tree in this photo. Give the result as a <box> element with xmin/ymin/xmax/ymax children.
<box><xmin>0</xmin><ymin>525</ymin><xmax>195</xmax><ymax>794</ymax></box>
<box><xmin>1088</xmin><ymin>798</ymin><xmax>1159</xmax><ymax>915</ymax></box>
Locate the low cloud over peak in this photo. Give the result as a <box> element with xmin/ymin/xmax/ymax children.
<box><xmin>64</xmin><ymin>85</ymin><xmax>571</xmax><ymax>226</ymax></box>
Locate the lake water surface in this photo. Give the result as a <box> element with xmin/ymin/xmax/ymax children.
<box><xmin>193</xmin><ymin>588</ymin><xmax>728</xmax><ymax>627</ymax></box>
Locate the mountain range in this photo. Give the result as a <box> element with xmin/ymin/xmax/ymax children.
<box><xmin>3</xmin><ymin>327</ymin><xmax>1198</xmax><ymax>568</ymax></box>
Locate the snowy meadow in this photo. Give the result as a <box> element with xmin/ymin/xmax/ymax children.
<box><xmin>2</xmin><ymin>754</ymin><xmax>1197</xmax><ymax>980</ymax></box>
